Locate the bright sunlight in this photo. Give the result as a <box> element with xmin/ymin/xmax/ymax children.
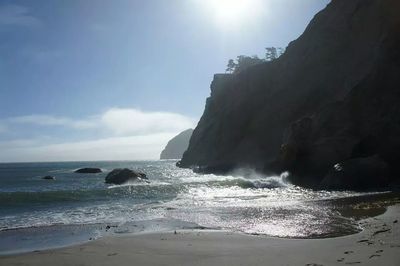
<box><xmin>201</xmin><ymin>0</ymin><xmax>264</xmax><ymax>29</ymax></box>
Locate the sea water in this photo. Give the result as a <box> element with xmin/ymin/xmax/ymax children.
<box><xmin>0</xmin><ymin>160</ymin><xmax>380</xmax><ymax>254</ymax></box>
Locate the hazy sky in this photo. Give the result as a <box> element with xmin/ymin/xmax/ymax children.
<box><xmin>0</xmin><ymin>0</ymin><xmax>330</xmax><ymax>162</ymax></box>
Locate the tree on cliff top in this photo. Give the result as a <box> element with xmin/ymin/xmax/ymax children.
<box><xmin>234</xmin><ymin>55</ymin><xmax>264</xmax><ymax>74</ymax></box>
<box><xmin>225</xmin><ymin>55</ymin><xmax>264</xmax><ymax>74</ymax></box>
<box><xmin>226</xmin><ymin>47</ymin><xmax>285</xmax><ymax>74</ymax></box>
<box><xmin>226</xmin><ymin>59</ymin><xmax>236</xmax><ymax>73</ymax></box>
<box><xmin>265</xmin><ymin>47</ymin><xmax>285</xmax><ymax>61</ymax></box>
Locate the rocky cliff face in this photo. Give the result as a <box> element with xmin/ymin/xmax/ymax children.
<box><xmin>179</xmin><ymin>0</ymin><xmax>400</xmax><ymax>189</ymax></box>
<box><xmin>160</xmin><ymin>129</ymin><xmax>193</xmax><ymax>159</ymax></box>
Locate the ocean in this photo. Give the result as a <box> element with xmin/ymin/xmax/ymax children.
<box><xmin>0</xmin><ymin>160</ymin><xmax>385</xmax><ymax>254</ymax></box>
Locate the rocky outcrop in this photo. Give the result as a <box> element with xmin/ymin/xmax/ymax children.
<box><xmin>105</xmin><ymin>168</ymin><xmax>147</xmax><ymax>185</ymax></box>
<box><xmin>321</xmin><ymin>155</ymin><xmax>390</xmax><ymax>190</ymax></box>
<box><xmin>180</xmin><ymin>0</ymin><xmax>400</xmax><ymax>190</ymax></box>
<box><xmin>75</xmin><ymin>168</ymin><xmax>102</xmax><ymax>174</ymax></box>
<box><xmin>160</xmin><ymin>129</ymin><xmax>193</xmax><ymax>159</ymax></box>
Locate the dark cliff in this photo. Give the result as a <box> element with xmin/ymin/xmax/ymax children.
<box><xmin>160</xmin><ymin>129</ymin><xmax>193</xmax><ymax>159</ymax></box>
<box><xmin>180</xmin><ymin>0</ymin><xmax>400</xmax><ymax>189</ymax></box>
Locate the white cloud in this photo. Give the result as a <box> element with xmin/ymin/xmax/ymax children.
<box><xmin>0</xmin><ymin>4</ymin><xmax>41</xmax><ymax>28</ymax></box>
<box><xmin>101</xmin><ymin>108</ymin><xmax>195</xmax><ymax>136</ymax></box>
<box><xmin>7</xmin><ymin>108</ymin><xmax>196</xmax><ymax>136</ymax></box>
<box><xmin>0</xmin><ymin>108</ymin><xmax>197</xmax><ymax>162</ymax></box>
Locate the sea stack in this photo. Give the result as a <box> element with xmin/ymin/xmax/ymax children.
<box><xmin>160</xmin><ymin>129</ymin><xmax>193</xmax><ymax>160</ymax></box>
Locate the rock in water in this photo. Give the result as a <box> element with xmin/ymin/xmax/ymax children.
<box><xmin>75</xmin><ymin>168</ymin><xmax>102</xmax><ymax>174</ymax></box>
<box><xmin>42</xmin><ymin>176</ymin><xmax>56</xmax><ymax>180</ymax></box>
<box><xmin>105</xmin><ymin>168</ymin><xmax>147</xmax><ymax>185</ymax></box>
<box><xmin>160</xmin><ymin>129</ymin><xmax>193</xmax><ymax>159</ymax></box>
<box><xmin>179</xmin><ymin>0</ymin><xmax>400</xmax><ymax>190</ymax></box>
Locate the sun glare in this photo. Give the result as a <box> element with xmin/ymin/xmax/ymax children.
<box><xmin>202</xmin><ymin>0</ymin><xmax>264</xmax><ymax>29</ymax></box>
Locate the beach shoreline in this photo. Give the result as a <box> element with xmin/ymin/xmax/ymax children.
<box><xmin>1</xmin><ymin>204</ymin><xmax>399</xmax><ymax>266</ymax></box>
<box><xmin>0</xmin><ymin>191</ymin><xmax>397</xmax><ymax>256</ymax></box>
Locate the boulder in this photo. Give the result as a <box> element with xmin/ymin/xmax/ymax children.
<box><xmin>75</xmin><ymin>168</ymin><xmax>102</xmax><ymax>174</ymax></box>
<box><xmin>105</xmin><ymin>168</ymin><xmax>148</xmax><ymax>185</ymax></box>
<box><xmin>42</xmin><ymin>176</ymin><xmax>56</xmax><ymax>180</ymax></box>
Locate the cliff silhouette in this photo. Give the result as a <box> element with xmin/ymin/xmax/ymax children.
<box><xmin>179</xmin><ymin>0</ymin><xmax>400</xmax><ymax>190</ymax></box>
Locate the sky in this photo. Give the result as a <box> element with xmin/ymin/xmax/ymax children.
<box><xmin>0</xmin><ymin>0</ymin><xmax>330</xmax><ymax>162</ymax></box>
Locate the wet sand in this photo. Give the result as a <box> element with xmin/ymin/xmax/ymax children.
<box><xmin>1</xmin><ymin>205</ymin><xmax>399</xmax><ymax>266</ymax></box>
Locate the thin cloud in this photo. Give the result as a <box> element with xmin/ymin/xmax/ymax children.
<box><xmin>7</xmin><ymin>108</ymin><xmax>196</xmax><ymax>136</ymax></box>
<box><xmin>0</xmin><ymin>4</ymin><xmax>42</xmax><ymax>28</ymax></box>
<box><xmin>0</xmin><ymin>138</ymin><xmax>46</xmax><ymax>149</ymax></box>
<box><xmin>8</xmin><ymin>115</ymin><xmax>98</xmax><ymax>129</ymax></box>
<box><xmin>0</xmin><ymin>133</ymin><xmax>176</xmax><ymax>162</ymax></box>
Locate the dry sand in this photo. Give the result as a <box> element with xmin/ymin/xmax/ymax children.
<box><xmin>1</xmin><ymin>205</ymin><xmax>399</xmax><ymax>266</ymax></box>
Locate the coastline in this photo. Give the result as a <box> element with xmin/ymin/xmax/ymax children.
<box><xmin>1</xmin><ymin>204</ymin><xmax>399</xmax><ymax>266</ymax></box>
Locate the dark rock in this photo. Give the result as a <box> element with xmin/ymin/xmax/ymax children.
<box><xmin>321</xmin><ymin>155</ymin><xmax>390</xmax><ymax>190</ymax></box>
<box><xmin>42</xmin><ymin>176</ymin><xmax>56</xmax><ymax>180</ymax></box>
<box><xmin>105</xmin><ymin>168</ymin><xmax>147</xmax><ymax>185</ymax></box>
<box><xmin>160</xmin><ymin>129</ymin><xmax>193</xmax><ymax>160</ymax></box>
<box><xmin>179</xmin><ymin>0</ymin><xmax>400</xmax><ymax>190</ymax></box>
<box><xmin>75</xmin><ymin>168</ymin><xmax>102</xmax><ymax>174</ymax></box>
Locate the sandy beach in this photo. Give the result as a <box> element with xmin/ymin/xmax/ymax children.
<box><xmin>1</xmin><ymin>204</ymin><xmax>399</xmax><ymax>266</ymax></box>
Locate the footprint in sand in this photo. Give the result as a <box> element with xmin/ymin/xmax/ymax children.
<box><xmin>376</xmin><ymin>250</ymin><xmax>383</xmax><ymax>253</ymax></box>
<box><xmin>344</xmin><ymin>251</ymin><xmax>354</xmax><ymax>254</ymax></box>
<box><xmin>369</xmin><ymin>254</ymin><xmax>381</xmax><ymax>259</ymax></box>
<box><xmin>372</xmin><ymin>228</ymin><xmax>391</xmax><ymax>236</ymax></box>
<box><xmin>337</xmin><ymin>258</ymin><xmax>345</xmax><ymax>262</ymax></box>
